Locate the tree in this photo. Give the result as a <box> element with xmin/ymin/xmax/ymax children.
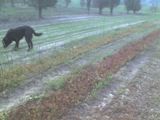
<box><xmin>65</xmin><ymin>0</ymin><xmax>71</xmax><ymax>8</ymax></box>
<box><xmin>28</xmin><ymin>0</ymin><xmax>57</xmax><ymax>19</ymax></box>
<box><xmin>87</xmin><ymin>0</ymin><xmax>91</xmax><ymax>14</ymax></box>
<box><xmin>124</xmin><ymin>0</ymin><xmax>141</xmax><ymax>14</ymax></box>
<box><xmin>10</xmin><ymin>0</ymin><xmax>15</xmax><ymax>7</ymax></box>
<box><xmin>80</xmin><ymin>0</ymin><xmax>85</xmax><ymax>8</ymax></box>
<box><xmin>92</xmin><ymin>0</ymin><xmax>120</xmax><ymax>15</ymax></box>
<box><xmin>23</xmin><ymin>0</ymin><xmax>27</xmax><ymax>5</ymax></box>
<box><xmin>0</xmin><ymin>0</ymin><xmax>4</xmax><ymax>11</ymax></box>
<box><xmin>150</xmin><ymin>0</ymin><xmax>159</xmax><ymax>12</ymax></box>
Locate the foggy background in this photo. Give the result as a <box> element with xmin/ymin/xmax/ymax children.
<box><xmin>0</xmin><ymin>0</ymin><xmax>159</xmax><ymax>23</ymax></box>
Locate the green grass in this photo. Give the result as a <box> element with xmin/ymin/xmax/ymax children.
<box><xmin>91</xmin><ymin>76</ymin><xmax>112</xmax><ymax>98</ymax></box>
<box><xmin>0</xmin><ymin>112</ymin><xmax>8</xmax><ymax>120</ymax></box>
<box><xmin>46</xmin><ymin>67</ymin><xmax>112</xmax><ymax>101</ymax></box>
<box><xmin>0</xmin><ymin>15</ymin><xmax>148</xmax><ymax>62</ymax></box>
<box><xmin>47</xmin><ymin>77</ymin><xmax>66</xmax><ymax>91</ymax></box>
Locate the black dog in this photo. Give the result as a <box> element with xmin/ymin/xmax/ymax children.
<box><xmin>2</xmin><ymin>25</ymin><xmax>42</xmax><ymax>51</ymax></box>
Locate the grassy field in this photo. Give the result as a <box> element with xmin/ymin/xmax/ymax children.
<box><xmin>0</xmin><ymin>4</ymin><xmax>160</xmax><ymax>118</ymax></box>
<box><xmin>0</xmin><ymin>15</ymin><xmax>146</xmax><ymax>64</ymax></box>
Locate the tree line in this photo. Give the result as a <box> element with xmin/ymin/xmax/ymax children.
<box><xmin>86</xmin><ymin>0</ymin><xmax>141</xmax><ymax>15</ymax></box>
<box><xmin>0</xmin><ymin>0</ymin><xmax>157</xmax><ymax>19</ymax></box>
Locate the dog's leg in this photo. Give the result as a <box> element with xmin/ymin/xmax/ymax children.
<box><xmin>14</xmin><ymin>41</ymin><xmax>19</xmax><ymax>51</ymax></box>
<box><xmin>25</xmin><ymin>37</ymin><xmax>31</xmax><ymax>51</ymax></box>
<box><xmin>30</xmin><ymin>36</ymin><xmax>33</xmax><ymax>49</ymax></box>
<box><xmin>25</xmin><ymin>32</ymin><xmax>33</xmax><ymax>51</ymax></box>
<box><xmin>16</xmin><ymin>41</ymin><xmax>19</xmax><ymax>48</ymax></box>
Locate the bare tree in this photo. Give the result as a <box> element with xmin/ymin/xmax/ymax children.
<box><xmin>92</xmin><ymin>0</ymin><xmax>120</xmax><ymax>15</ymax></box>
<box><xmin>23</xmin><ymin>0</ymin><xmax>27</xmax><ymax>5</ymax></box>
<box><xmin>28</xmin><ymin>0</ymin><xmax>57</xmax><ymax>19</ymax></box>
<box><xmin>0</xmin><ymin>0</ymin><xmax>4</xmax><ymax>11</ymax></box>
<box><xmin>124</xmin><ymin>0</ymin><xmax>141</xmax><ymax>14</ymax></box>
<box><xmin>87</xmin><ymin>0</ymin><xmax>91</xmax><ymax>14</ymax></box>
<box><xmin>150</xmin><ymin>0</ymin><xmax>158</xmax><ymax>12</ymax></box>
<box><xmin>80</xmin><ymin>0</ymin><xmax>85</xmax><ymax>8</ymax></box>
<box><xmin>65</xmin><ymin>0</ymin><xmax>71</xmax><ymax>8</ymax></box>
<box><xmin>10</xmin><ymin>0</ymin><xmax>15</xmax><ymax>7</ymax></box>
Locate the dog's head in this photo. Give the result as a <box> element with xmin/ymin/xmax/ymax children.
<box><xmin>2</xmin><ymin>30</ymin><xmax>13</xmax><ymax>48</ymax></box>
<box><xmin>2</xmin><ymin>37</ymin><xmax>9</xmax><ymax>48</ymax></box>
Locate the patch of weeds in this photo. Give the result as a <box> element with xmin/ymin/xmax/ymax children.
<box><xmin>46</xmin><ymin>66</ymin><xmax>85</xmax><ymax>91</ymax></box>
<box><xmin>28</xmin><ymin>94</ymin><xmax>44</xmax><ymax>101</ymax></box>
<box><xmin>47</xmin><ymin>77</ymin><xmax>66</xmax><ymax>91</ymax></box>
<box><xmin>152</xmin><ymin>96</ymin><xmax>160</xmax><ymax>106</ymax></box>
<box><xmin>117</xmin><ymin>88</ymin><xmax>127</xmax><ymax>95</ymax></box>
<box><xmin>0</xmin><ymin>112</ymin><xmax>8</xmax><ymax>120</ymax></box>
<box><xmin>91</xmin><ymin>75</ymin><xmax>112</xmax><ymax>98</ymax></box>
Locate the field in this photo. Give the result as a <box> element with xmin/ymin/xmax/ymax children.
<box><xmin>0</xmin><ymin>15</ymin><xmax>150</xmax><ymax>92</ymax></box>
<box><xmin>0</xmin><ymin>4</ymin><xmax>160</xmax><ymax>120</ymax></box>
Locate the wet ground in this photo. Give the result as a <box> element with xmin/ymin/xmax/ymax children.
<box><xmin>0</xmin><ymin>15</ymin><xmax>150</xmax><ymax>112</ymax></box>
<box><xmin>0</xmin><ymin>15</ymin><xmax>160</xmax><ymax>118</ymax></box>
<box><xmin>0</xmin><ymin>15</ymin><xmax>145</xmax><ymax>67</ymax></box>
<box><xmin>0</xmin><ymin>23</ymin><xmax>150</xmax><ymax>112</ymax></box>
<box><xmin>60</xmin><ymin>37</ymin><xmax>160</xmax><ymax>120</ymax></box>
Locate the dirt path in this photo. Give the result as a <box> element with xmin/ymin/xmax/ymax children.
<box><xmin>60</xmin><ymin>38</ymin><xmax>160</xmax><ymax>120</ymax></box>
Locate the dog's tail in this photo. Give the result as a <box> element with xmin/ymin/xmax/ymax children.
<box><xmin>33</xmin><ymin>30</ymin><xmax>42</xmax><ymax>36</ymax></box>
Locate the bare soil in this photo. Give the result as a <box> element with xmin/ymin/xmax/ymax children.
<box><xmin>60</xmin><ymin>37</ymin><xmax>160</xmax><ymax>120</ymax></box>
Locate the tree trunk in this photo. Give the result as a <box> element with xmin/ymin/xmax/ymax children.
<box><xmin>110</xmin><ymin>6</ymin><xmax>113</xmax><ymax>15</ymax></box>
<box><xmin>99</xmin><ymin>7</ymin><xmax>102</xmax><ymax>15</ymax></box>
<box><xmin>23</xmin><ymin>0</ymin><xmax>26</xmax><ymax>5</ymax></box>
<box><xmin>38</xmin><ymin>7</ymin><xmax>42</xmax><ymax>19</ymax></box>
<box><xmin>133</xmin><ymin>10</ymin><xmax>136</xmax><ymax>14</ymax></box>
<box><xmin>87</xmin><ymin>0</ymin><xmax>91</xmax><ymax>14</ymax></box>
<box><xmin>66</xmin><ymin>3</ymin><xmax>69</xmax><ymax>8</ymax></box>
<box><xmin>11</xmin><ymin>0</ymin><xmax>15</xmax><ymax>7</ymax></box>
<box><xmin>38</xmin><ymin>0</ymin><xmax>42</xmax><ymax>19</ymax></box>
